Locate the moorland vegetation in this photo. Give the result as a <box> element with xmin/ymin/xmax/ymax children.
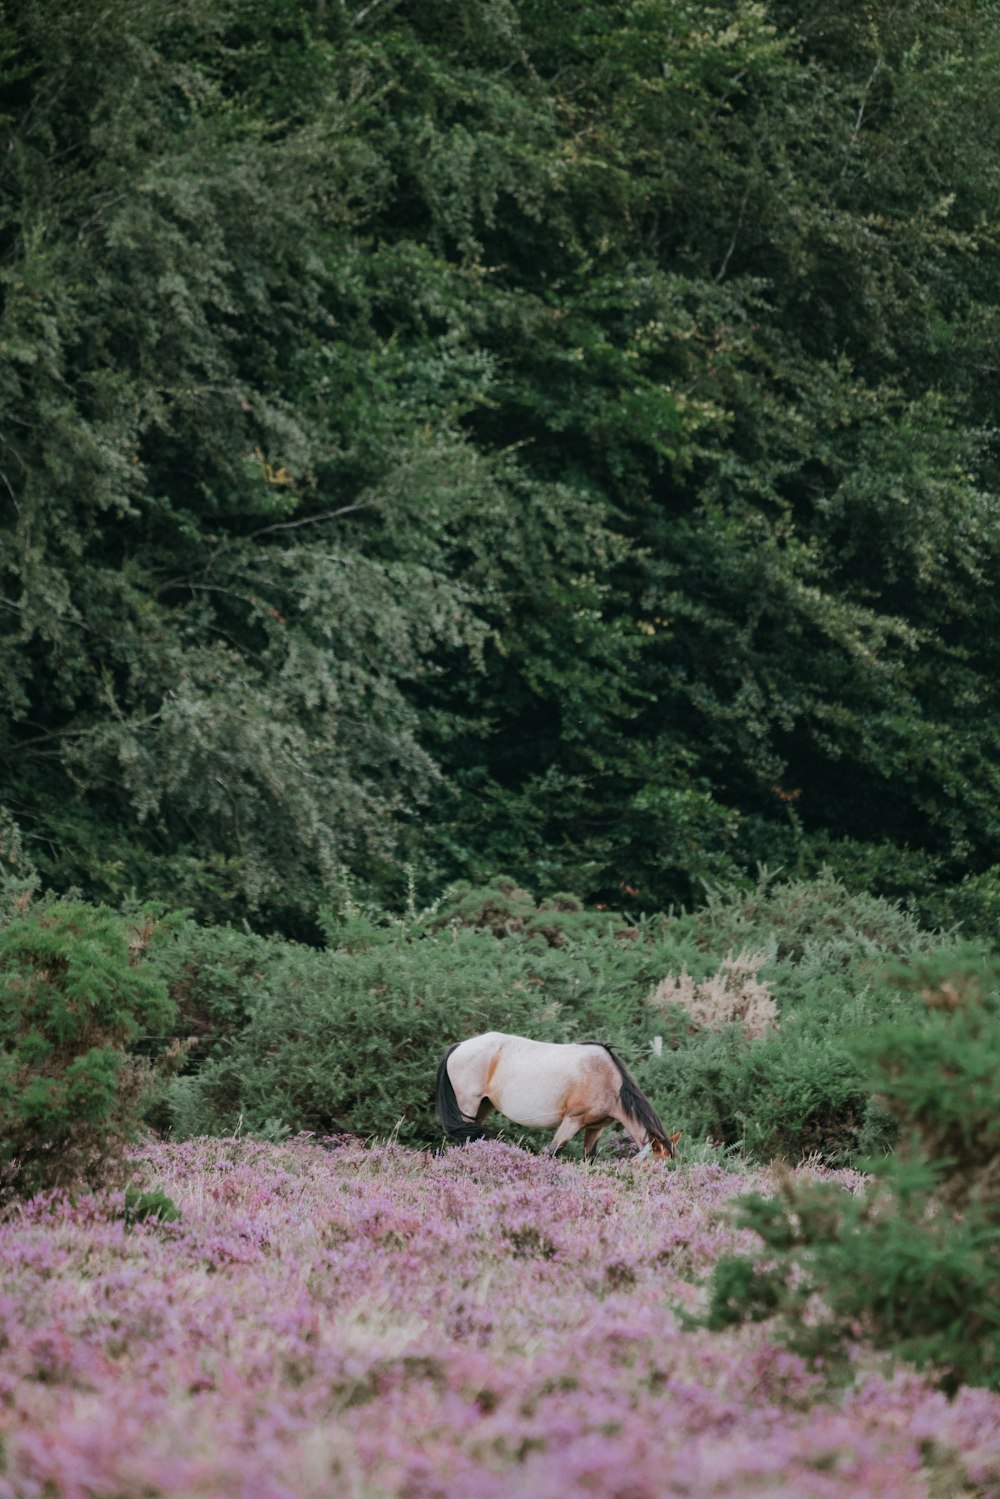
<box><xmin>3</xmin><ymin>1135</ymin><xmax>998</xmax><ymax>1497</ymax></box>
<box><xmin>2</xmin><ymin>869</ymin><xmax>998</xmax><ymax>1396</ymax></box>
<box><xmin>1</xmin><ymin>0</ymin><xmax>1000</xmax><ymax>1429</ymax></box>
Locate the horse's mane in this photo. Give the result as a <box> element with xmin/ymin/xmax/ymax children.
<box><xmin>580</xmin><ymin>1040</ymin><xmax>669</xmax><ymax>1144</ymax></box>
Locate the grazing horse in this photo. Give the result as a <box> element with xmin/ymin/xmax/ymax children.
<box><xmin>435</xmin><ymin>1031</ymin><xmax>680</xmax><ymax>1161</ymax></box>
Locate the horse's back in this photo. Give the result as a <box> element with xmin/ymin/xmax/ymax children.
<box><xmin>451</xmin><ymin>1031</ymin><xmax>604</xmax><ymax>1071</ymax></box>
<box><xmin>448</xmin><ymin>1030</ymin><xmax>509</xmax><ymax>1068</ymax></box>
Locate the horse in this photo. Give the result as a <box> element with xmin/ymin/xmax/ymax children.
<box><xmin>435</xmin><ymin>1031</ymin><xmax>680</xmax><ymax>1161</ymax></box>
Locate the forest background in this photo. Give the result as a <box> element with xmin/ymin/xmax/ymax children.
<box><xmin>3</xmin><ymin>0</ymin><xmax>1000</xmax><ymax>938</ymax></box>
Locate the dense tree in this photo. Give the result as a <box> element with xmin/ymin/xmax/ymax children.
<box><xmin>2</xmin><ymin>0</ymin><xmax>999</xmax><ymax>929</ymax></box>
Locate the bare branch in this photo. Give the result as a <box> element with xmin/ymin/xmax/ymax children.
<box><xmin>352</xmin><ymin>0</ymin><xmax>403</xmax><ymax>28</ymax></box>
<box><xmin>843</xmin><ymin>58</ymin><xmax>885</xmax><ymax>178</ymax></box>
<box><xmin>247</xmin><ymin>502</ymin><xmax>370</xmax><ymax>540</ymax></box>
<box><xmin>6</xmin><ymin>706</ymin><xmax>167</xmax><ymax>755</ymax></box>
<box><xmin>715</xmin><ymin>180</ymin><xmax>752</xmax><ymax>284</ymax></box>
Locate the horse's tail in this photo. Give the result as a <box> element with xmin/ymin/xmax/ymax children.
<box><xmin>435</xmin><ymin>1043</ymin><xmax>484</xmax><ymax>1143</ymax></box>
<box><xmin>590</xmin><ymin>1042</ymin><xmax>671</xmax><ymax>1150</ymax></box>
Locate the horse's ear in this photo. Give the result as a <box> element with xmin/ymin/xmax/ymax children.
<box><xmin>670</xmin><ymin>1131</ymin><xmax>682</xmax><ymax>1146</ymax></box>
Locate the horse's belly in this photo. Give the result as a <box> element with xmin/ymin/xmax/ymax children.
<box><xmin>492</xmin><ymin>1085</ymin><xmax>563</xmax><ymax>1128</ymax></box>
<box><xmin>489</xmin><ymin>1051</ymin><xmax>581</xmax><ymax>1128</ymax></box>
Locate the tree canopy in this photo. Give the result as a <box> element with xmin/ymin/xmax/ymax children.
<box><xmin>2</xmin><ymin>0</ymin><xmax>999</xmax><ymax>931</ymax></box>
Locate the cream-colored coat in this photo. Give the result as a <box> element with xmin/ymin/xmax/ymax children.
<box><xmin>437</xmin><ymin>1030</ymin><xmax>678</xmax><ymax>1160</ymax></box>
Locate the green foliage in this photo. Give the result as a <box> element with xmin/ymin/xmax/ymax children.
<box><xmin>628</xmin><ymin>870</ymin><xmax>950</xmax><ymax>1162</ymax></box>
<box><xmin>923</xmin><ymin>866</ymin><xmax>1000</xmax><ymax>943</ymax></box>
<box><xmin>0</xmin><ymin>0</ymin><xmax>600</xmax><ymax>924</ymax></box>
<box><xmin>163</xmin><ymin>925</ymin><xmax>565</xmax><ymax>1144</ymax></box>
<box><xmin>653</xmin><ymin>1027</ymin><xmax>876</xmax><ymax>1164</ymax></box>
<box><xmin>121</xmin><ymin>1185</ymin><xmax>181</xmax><ymax>1229</ymax></box>
<box><xmin>704</xmin><ymin>950</ymin><xmax>1000</xmax><ymax>1391</ymax></box>
<box><xmin>157</xmin><ymin>874</ymin><xmax>717</xmax><ymax>1144</ymax></box>
<box><xmin>859</xmin><ymin>950</ymin><xmax>1000</xmax><ymax>1211</ymax></box>
<box><xmin>2</xmin><ymin>0</ymin><xmax>1000</xmax><ymax>929</ymax></box>
<box><xmin>146</xmin><ymin>920</ymin><xmax>276</xmax><ymax>1055</ymax></box>
<box><xmin>424</xmin><ymin>877</ymin><xmax>630</xmax><ymax>946</ymax></box>
<box><xmin>0</xmin><ymin>896</ymin><xmax>176</xmax><ymax>1198</ymax></box>
<box><xmin>162</xmin><ymin>872</ymin><xmax>942</xmax><ymax>1166</ymax></box>
<box><xmin>688</xmin><ymin>870</ymin><xmax>930</xmax><ymax>964</ymax></box>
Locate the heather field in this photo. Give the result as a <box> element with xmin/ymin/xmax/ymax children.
<box><xmin>3</xmin><ymin>1137</ymin><xmax>999</xmax><ymax>1499</ymax></box>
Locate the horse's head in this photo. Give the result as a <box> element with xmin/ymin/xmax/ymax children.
<box><xmin>650</xmin><ymin>1131</ymin><xmax>682</xmax><ymax>1161</ymax></box>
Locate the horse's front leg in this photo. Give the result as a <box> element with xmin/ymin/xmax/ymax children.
<box><xmin>583</xmin><ymin>1123</ymin><xmax>607</xmax><ymax>1162</ymax></box>
<box><xmin>544</xmin><ymin>1113</ymin><xmax>587</xmax><ymax>1156</ymax></box>
<box><xmin>610</xmin><ymin>1104</ymin><xmax>651</xmax><ymax>1155</ymax></box>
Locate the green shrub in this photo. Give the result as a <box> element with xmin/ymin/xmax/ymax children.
<box><xmin>163</xmin><ymin>891</ymin><xmax>714</xmax><ymax>1145</ymax></box>
<box><xmin>859</xmin><ymin>949</ymin><xmax>1000</xmax><ymax>1211</ymax></box>
<box><xmin>121</xmin><ymin>1185</ymin><xmax>181</xmax><ymax>1229</ymax></box>
<box><xmin>0</xmin><ymin>897</ymin><xmax>176</xmax><ymax>1198</ymax></box>
<box><xmin>161</xmin><ymin>874</ymin><xmax>951</xmax><ymax>1159</ymax></box>
<box><xmin>165</xmin><ymin>924</ymin><xmax>589</xmax><ymax>1143</ymax></box>
<box><xmin>922</xmin><ymin>865</ymin><xmax>1000</xmax><ymax>944</ymax></box>
<box><xmin>621</xmin><ymin>870</ymin><xmax>954</xmax><ymax>1163</ymax></box>
<box><xmin>425</xmin><ymin>879</ymin><xmax>627</xmax><ymax>946</ymax></box>
<box><xmin>146</xmin><ymin>919</ymin><xmax>276</xmax><ymax>1058</ymax></box>
<box><xmin>647</xmin><ymin>1027</ymin><xmax>878</xmax><ymax>1164</ymax></box>
<box><xmin>704</xmin><ymin>948</ymin><xmax>1000</xmax><ymax>1391</ymax></box>
<box><xmin>689</xmin><ymin>870</ymin><xmax>930</xmax><ymax>965</ymax></box>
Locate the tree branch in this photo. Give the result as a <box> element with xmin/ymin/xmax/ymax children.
<box><xmin>715</xmin><ymin>180</ymin><xmax>752</xmax><ymax>284</ymax></box>
<box><xmin>247</xmin><ymin>501</ymin><xmax>370</xmax><ymax>540</ymax></box>
<box><xmin>352</xmin><ymin>0</ymin><xmax>403</xmax><ymax>28</ymax></box>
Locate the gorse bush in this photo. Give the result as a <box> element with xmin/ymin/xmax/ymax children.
<box><xmin>863</xmin><ymin>951</ymin><xmax>1000</xmax><ymax>1212</ymax></box>
<box><xmin>649</xmin><ymin>1028</ymin><xmax>875</xmax><ymax>1163</ymax></box>
<box><xmin>632</xmin><ymin>872</ymin><xmax>942</xmax><ymax>1164</ymax></box>
<box><xmin>146</xmin><ymin>920</ymin><xmax>277</xmax><ymax>1062</ymax></box>
<box><xmin>159</xmin><ymin>885</ymin><xmax>723</xmax><ymax>1145</ymax></box>
<box><xmin>121</xmin><ymin>1185</ymin><xmax>181</xmax><ymax>1230</ymax></box>
<box><xmin>164</xmin><ymin>923</ymin><xmax>646</xmax><ymax>1145</ymax></box>
<box><xmin>705</xmin><ymin>949</ymin><xmax>1000</xmax><ymax>1392</ymax></box>
<box><xmin>689</xmin><ymin>872</ymin><xmax>930</xmax><ymax>965</ymax></box>
<box><xmin>161</xmin><ymin>873</ymin><xmax>945</xmax><ymax>1163</ymax></box>
<box><xmin>0</xmin><ymin>896</ymin><xmax>176</xmax><ymax>1198</ymax></box>
<box><xmin>426</xmin><ymin>880</ymin><xmax>621</xmax><ymax>947</ymax></box>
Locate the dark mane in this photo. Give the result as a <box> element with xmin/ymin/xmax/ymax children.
<box><xmin>580</xmin><ymin>1040</ymin><xmax>668</xmax><ymax>1144</ymax></box>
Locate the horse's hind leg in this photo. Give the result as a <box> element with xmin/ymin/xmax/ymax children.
<box><xmin>449</xmin><ymin>1084</ymin><xmax>492</xmax><ymax>1138</ymax></box>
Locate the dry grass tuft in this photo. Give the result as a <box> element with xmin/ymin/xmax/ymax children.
<box><xmin>648</xmin><ymin>951</ymin><xmax>778</xmax><ymax>1041</ymax></box>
